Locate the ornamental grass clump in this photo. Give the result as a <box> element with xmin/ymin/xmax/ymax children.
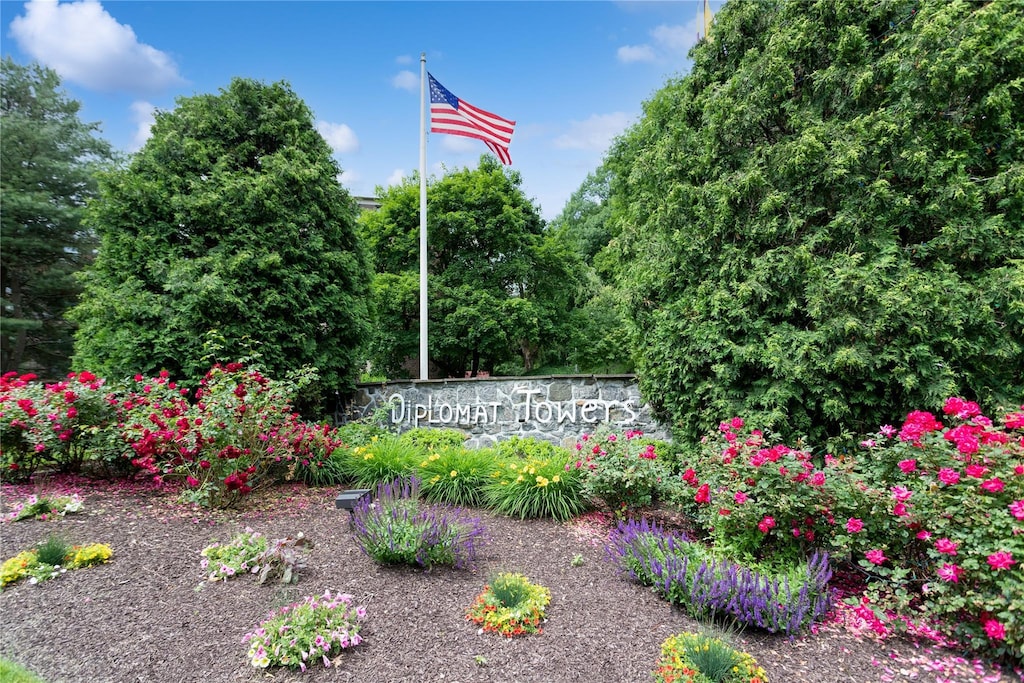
<box><xmin>466</xmin><ymin>572</ymin><xmax>550</xmax><ymax>637</ymax></box>
<box><xmin>345</xmin><ymin>435</ymin><xmax>419</xmax><ymax>489</ymax></box>
<box><xmin>243</xmin><ymin>590</ymin><xmax>366</xmax><ymax>671</ymax></box>
<box><xmin>654</xmin><ymin>632</ymin><xmax>768</xmax><ymax>683</ymax></box>
<box><xmin>350</xmin><ymin>477</ymin><xmax>487</xmax><ymax>570</ymax></box>
<box><xmin>607</xmin><ymin>518</ymin><xmax>832</xmax><ymax>635</ymax></box>
<box><xmin>483</xmin><ymin>438</ymin><xmax>587</xmax><ymax>521</ymax></box>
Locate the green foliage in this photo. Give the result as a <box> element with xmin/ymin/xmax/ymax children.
<box><xmin>399</xmin><ymin>427</ymin><xmax>467</xmax><ymax>451</ymax></box>
<box><xmin>201</xmin><ymin>530</ymin><xmax>312</xmax><ymax>584</ymax></box>
<box><xmin>0</xmin><ymin>58</ymin><xmax>114</xmax><ymax>378</ymax></box>
<box><xmin>34</xmin><ymin>535</ymin><xmax>70</xmax><ymax>567</ymax></box>
<box><xmin>606</xmin><ymin>0</ymin><xmax>1024</xmax><ymax>445</ymax></box>
<box><xmin>359</xmin><ymin>159</ymin><xmax>586</xmax><ymax>377</ymax></box>
<box><xmin>415</xmin><ymin>445</ymin><xmax>493</xmax><ymax>508</ymax></box>
<box><xmin>0</xmin><ymin>657</ymin><xmax>47</xmax><ymax>683</ymax></box>
<box><xmin>483</xmin><ymin>442</ymin><xmax>588</xmax><ymax>521</ymax></box>
<box><xmin>654</xmin><ymin>632</ymin><xmax>767</xmax><ymax>683</ymax></box>
<box><xmin>69</xmin><ymin>77</ymin><xmax>372</xmax><ymax>400</ymax></box>
<box><xmin>345</xmin><ymin>434</ymin><xmax>419</xmax><ymax>488</ymax></box>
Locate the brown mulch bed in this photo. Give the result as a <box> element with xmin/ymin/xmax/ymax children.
<box><xmin>0</xmin><ymin>478</ymin><xmax>1019</xmax><ymax>683</ymax></box>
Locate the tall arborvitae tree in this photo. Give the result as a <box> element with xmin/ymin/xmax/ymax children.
<box><xmin>70</xmin><ymin>78</ymin><xmax>371</xmax><ymax>399</ymax></box>
<box><xmin>606</xmin><ymin>0</ymin><xmax>1024</xmax><ymax>445</ymax></box>
<box><xmin>1</xmin><ymin>58</ymin><xmax>113</xmax><ymax>378</ymax></box>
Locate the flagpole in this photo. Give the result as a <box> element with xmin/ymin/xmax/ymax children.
<box><xmin>418</xmin><ymin>52</ymin><xmax>429</xmax><ymax>381</ymax></box>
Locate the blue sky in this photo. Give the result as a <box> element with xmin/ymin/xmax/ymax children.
<box><xmin>1</xmin><ymin>0</ymin><xmax>717</xmax><ymax>220</ymax></box>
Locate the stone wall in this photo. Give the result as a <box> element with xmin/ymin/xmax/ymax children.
<box><xmin>345</xmin><ymin>375</ymin><xmax>671</xmax><ymax>448</ymax></box>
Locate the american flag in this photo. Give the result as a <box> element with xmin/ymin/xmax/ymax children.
<box><xmin>429</xmin><ymin>73</ymin><xmax>515</xmax><ymax>165</ymax></box>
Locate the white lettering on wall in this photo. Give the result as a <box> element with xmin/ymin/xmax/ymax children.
<box><xmin>383</xmin><ymin>390</ymin><xmax>638</xmax><ymax>428</ymax></box>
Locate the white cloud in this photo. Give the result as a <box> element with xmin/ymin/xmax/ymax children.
<box><xmin>553</xmin><ymin>112</ymin><xmax>634</xmax><ymax>151</ymax></box>
<box><xmin>129</xmin><ymin>100</ymin><xmax>156</xmax><ymax>151</ymax></box>
<box><xmin>9</xmin><ymin>0</ymin><xmax>185</xmax><ymax>94</ymax></box>
<box><xmin>439</xmin><ymin>135</ymin><xmax>480</xmax><ymax>155</ymax></box>
<box><xmin>617</xmin><ymin>12</ymin><xmax>704</xmax><ymax>65</ymax></box>
<box><xmin>386</xmin><ymin>169</ymin><xmax>405</xmax><ymax>187</ymax></box>
<box><xmin>391</xmin><ymin>70</ymin><xmax>417</xmax><ymax>91</ymax></box>
<box><xmin>316</xmin><ymin>121</ymin><xmax>359</xmax><ymax>154</ymax></box>
<box><xmin>339</xmin><ymin>169</ymin><xmax>360</xmax><ymax>186</ymax></box>
<box><xmin>617</xmin><ymin>44</ymin><xmax>656</xmax><ymax>64</ymax></box>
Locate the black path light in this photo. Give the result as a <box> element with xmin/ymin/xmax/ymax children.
<box><xmin>335</xmin><ymin>488</ymin><xmax>372</xmax><ymax>513</ymax></box>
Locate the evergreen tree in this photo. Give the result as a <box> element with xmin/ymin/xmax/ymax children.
<box><xmin>1</xmin><ymin>58</ymin><xmax>113</xmax><ymax>377</ymax></box>
<box><xmin>70</xmin><ymin>78</ymin><xmax>371</xmax><ymax>398</ymax></box>
<box><xmin>607</xmin><ymin>0</ymin><xmax>1024</xmax><ymax>444</ymax></box>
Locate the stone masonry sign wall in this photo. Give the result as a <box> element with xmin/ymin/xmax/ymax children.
<box><xmin>346</xmin><ymin>375</ymin><xmax>670</xmax><ymax>448</ymax></box>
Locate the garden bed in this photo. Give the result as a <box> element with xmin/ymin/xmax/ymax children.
<box><xmin>0</xmin><ymin>477</ymin><xmax>1017</xmax><ymax>683</ymax></box>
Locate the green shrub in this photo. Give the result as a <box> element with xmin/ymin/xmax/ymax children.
<box><xmin>415</xmin><ymin>445</ymin><xmax>493</xmax><ymax>507</ymax></box>
<box><xmin>0</xmin><ymin>657</ymin><xmax>47</xmax><ymax>683</ymax></box>
<box><xmin>466</xmin><ymin>572</ymin><xmax>550</xmax><ymax>637</ymax></box>
<box><xmin>345</xmin><ymin>434</ymin><xmax>419</xmax><ymax>488</ymax></box>
<box><xmin>483</xmin><ymin>442</ymin><xmax>588</xmax><ymax>521</ymax></box>
<box><xmin>399</xmin><ymin>427</ymin><xmax>467</xmax><ymax>451</ymax></box>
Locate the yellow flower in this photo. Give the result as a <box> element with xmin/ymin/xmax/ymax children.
<box><xmin>516</xmin><ymin>475</ymin><xmax>524</xmax><ymax>482</ymax></box>
<box><xmin>429</xmin><ymin>453</ymin><xmax>441</xmax><ymax>461</ymax></box>
<box><xmin>450</xmin><ymin>470</ymin><xmax>458</xmax><ymax>477</ymax></box>
<box><xmin>363</xmin><ymin>453</ymin><xmax>374</xmax><ymax>460</ymax></box>
<box><xmin>528</xmin><ymin>467</ymin><xmax>536</xmax><ymax>475</ymax></box>
<box><xmin>552</xmin><ymin>475</ymin><xmax>560</xmax><ymax>483</ymax></box>
<box><xmin>431</xmin><ymin>475</ymin><xmax>441</xmax><ymax>483</ymax></box>
<box><xmin>536</xmin><ymin>476</ymin><xmax>549</xmax><ymax>487</ymax></box>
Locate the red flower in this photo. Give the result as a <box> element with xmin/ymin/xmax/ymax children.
<box><xmin>757</xmin><ymin>516</ymin><xmax>776</xmax><ymax>533</ymax></box>
<box><xmin>897</xmin><ymin>459</ymin><xmax>917</xmax><ymax>473</ymax></box>
<box><xmin>983</xmin><ymin>619</ymin><xmax>1006</xmax><ymax>641</ymax></box>
<box><xmin>694</xmin><ymin>484</ymin><xmax>710</xmax><ymax>504</ymax></box>
<box><xmin>865</xmin><ymin>549</ymin><xmax>886</xmax><ymax>565</ymax></box>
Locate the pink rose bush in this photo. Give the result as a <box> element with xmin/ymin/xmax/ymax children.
<box><xmin>689</xmin><ymin>398</ymin><xmax>1023</xmax><ymax>665</ymax></box>
<box><xmin>847</xmin><ymin>398</ymin><xmax>1024</xmax><ymax>664</ymax></box>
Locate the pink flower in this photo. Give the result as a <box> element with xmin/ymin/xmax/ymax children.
<box><xmin>891</xmin><ymin>485</ymin><xmax>913</xmax><ymax>502</ymax></box>
<box><xmin>757</xmin><ymin>516</ymin><xmax>776</xmax><ymax>533</ymax></box>
<box><xmin>808</xmin><ymin>471</ymin><xmax>826</xmax><ymax>487</ymax></box>
<box><xmin>733</xmin><ymin>491</ymin><xmax>749</xmax><ymax>505</ymax></box>
<box><xmin>916</xmin><ymin>530</ymin><xmax>932</xmax><ymax>541</ymax></box>
<box><xmin>937</xmin><ymin>468</ymin><xmax>960</xmax><ymax>485</ymax></box>
<box><xmin>186</xmin><ymin>476</ymin><xmax>199</xmax><ymax>488</ymax></box>
<box><xmin>846</xmin><ymin>518</ymin><xmax>864</xmax><ymax>533</ymax></box>
<box><xmin>943</xmin><ymin>397</ymin><xmax>981</xmax><ymax>420</ymax></box>
<box><xmin>980</xmin><ymin>478</ymin><xmax>1005</xmax><ymax>493</ymax></box>
<box><xmin>893</xmin><ymin>502</ymin><xmax>909</xmax><ymax>517</ymax></box>
<box><xmin>865</xmin><ymin>549</ymin><xmax>886</xmax><ymax>565</ymax></box>
<box><xmin>936</xmin><ymin>563</ymin><xmax>964</xmax><ymax>583</ymax></box>
<box><xmin>1009</xmin><ymin>500</ymin><xmax>1024</xmax><ymax>520</ymax></box>
<box><xmin>879</xmin><ymin>424</ymin><xmax>897</xmax><ymax>438</ymax></box>
<box><xmin>897</xmin><ymin>459</ymin><xmax>917</xmax><ymax>473</ymax></box>
<box><xmin>934</xmin><ymin>538</ymin><xmax>959</xmax><ymax>555</ymax></box>
<box><xmin>986</xmin><ymin>551</ymin><xmax>1015</xmax><ymax>570</ymax></box>
<box><xmin>983</xmin><ymin>619</ymin><xmax>1006</xmax><ymax>641</ymax></box>
<box><xmin>965</xmin><ymin>464</ymin><xmax>988</xmax><ymax>478</ymax></box>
